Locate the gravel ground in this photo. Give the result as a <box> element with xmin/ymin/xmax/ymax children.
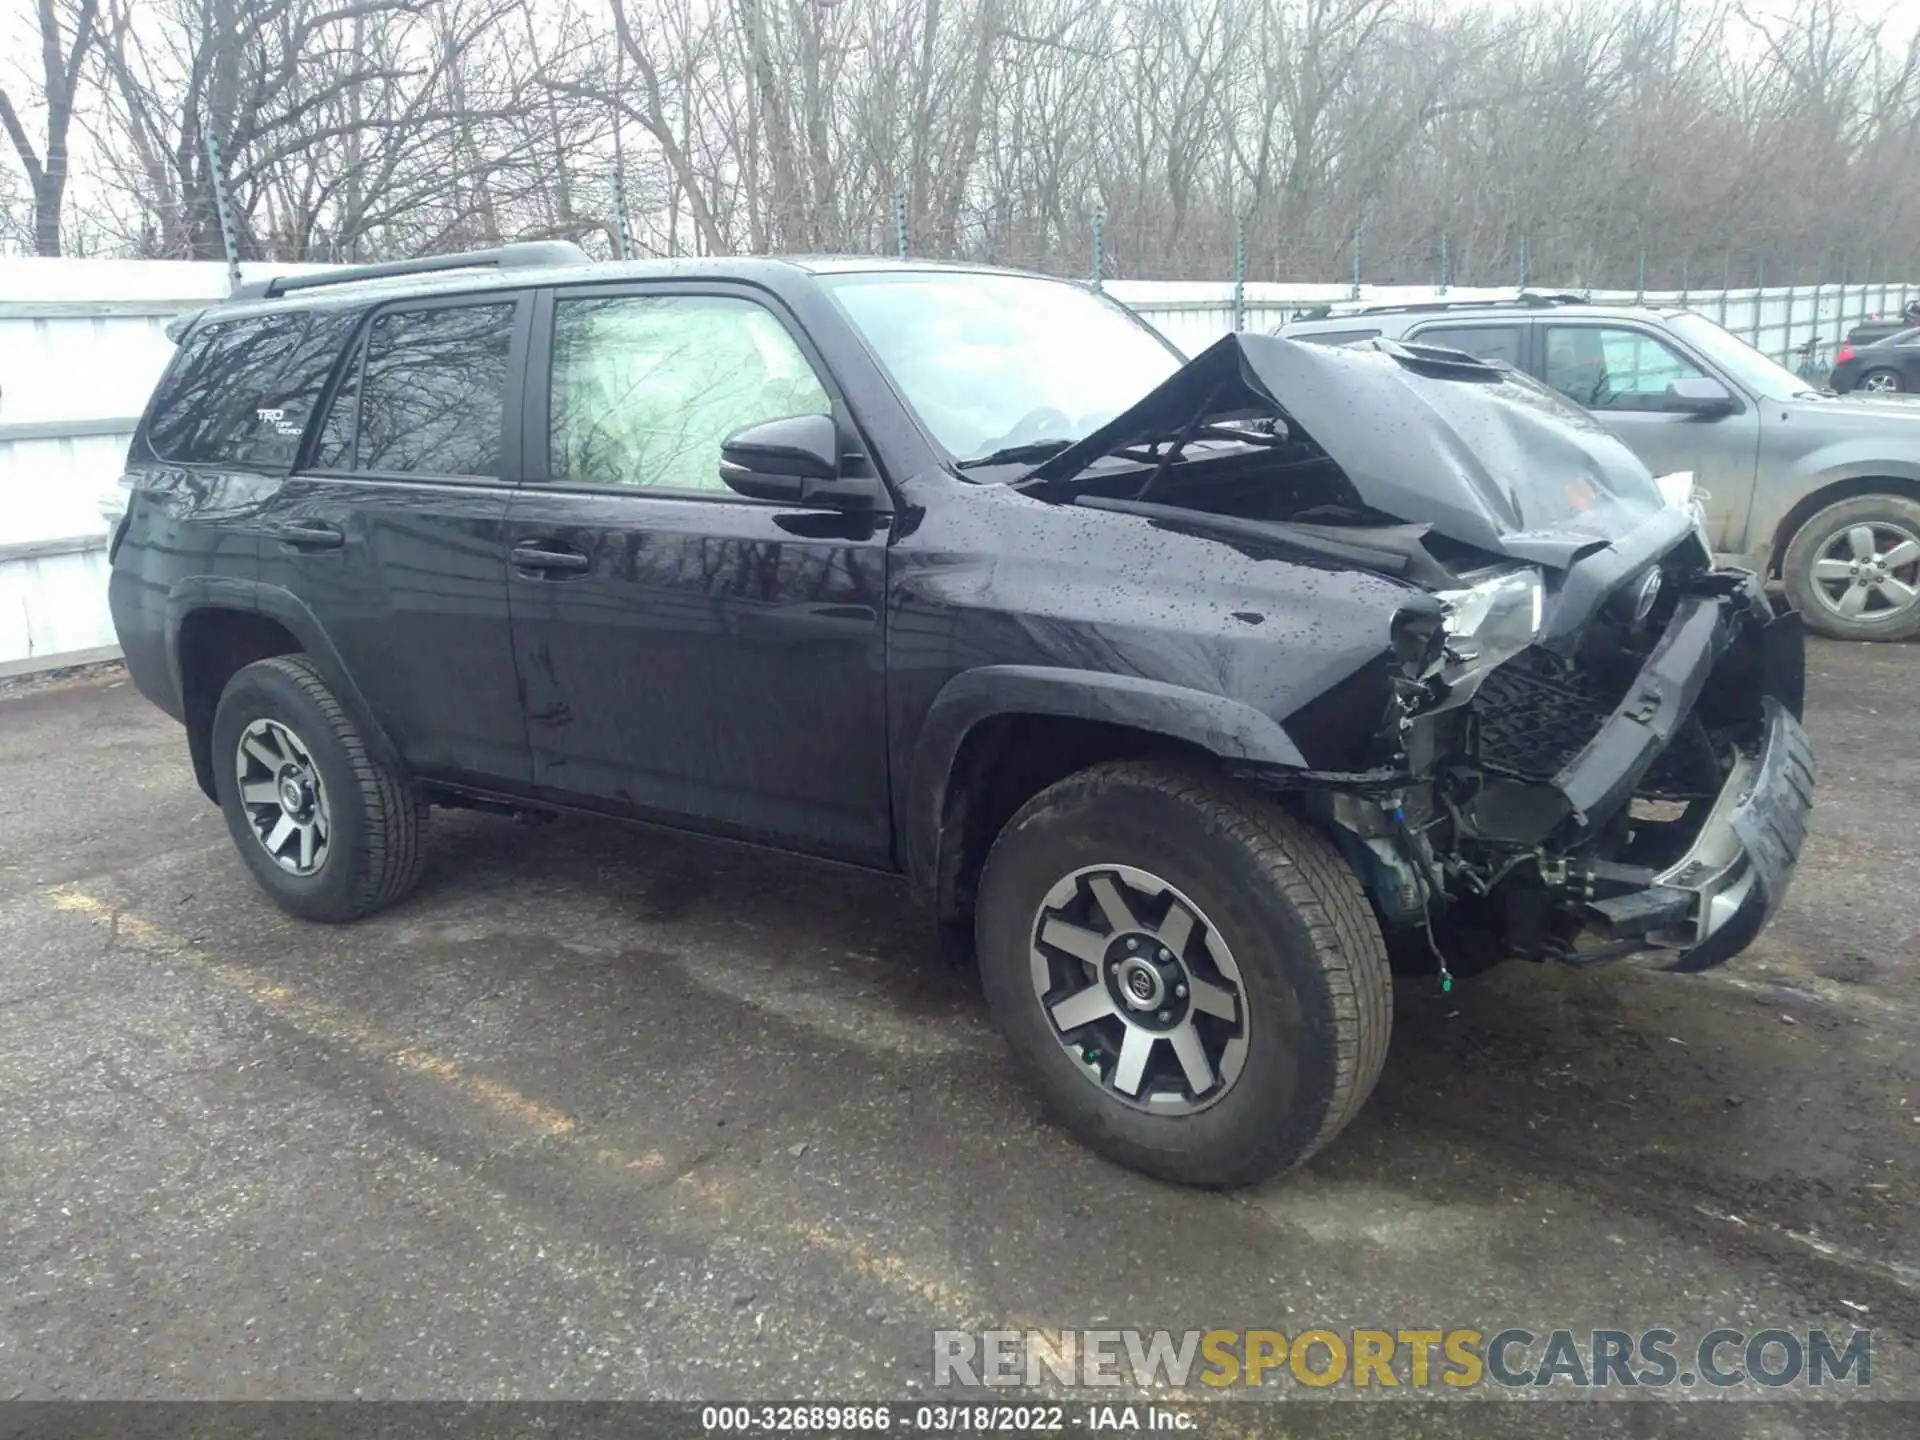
<box><xmin>0</xmin><ymin>643</ymin><xmax>1915</xmax><ymax>1435</ymax></box>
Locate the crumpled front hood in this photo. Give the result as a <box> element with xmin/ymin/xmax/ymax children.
<box><xmin>1024</xmin><ymin>332</ymin><xmax>1669</xmax><ymax>567</ymax></box>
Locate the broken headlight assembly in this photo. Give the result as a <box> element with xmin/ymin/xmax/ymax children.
<box><xmin>1434</xmin><ymin>566</ymin><xmax>1545</xmax><ymax>701</ymax></box>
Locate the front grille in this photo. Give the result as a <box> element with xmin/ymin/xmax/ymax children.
<box><xmin>1471</xmin><ymin>648</ymin><xmax>1726</xmax><ymax>798</ymax></box>
<box><xmin>1471</xmin><ymin>654</ymin><xmax>1614</xmax><ymax>781</ymax></box>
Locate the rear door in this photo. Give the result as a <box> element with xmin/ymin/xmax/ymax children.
<box><xmin>256</xmin><ymin>293</ymin><xmax>532</xmax><ymax>783</ymax></box>
<box><xmin>502</xmin><ymin>283</ymin><xmax>892</xmax><ymax>863</ymax></box>
<box><xmin>1538</xmin><ymin>320</ymin><xmax>1761</xmax><ymax>549</ymax></box>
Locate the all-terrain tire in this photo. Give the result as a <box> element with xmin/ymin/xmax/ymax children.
<box><xmin>211</xmin><ymin>656</ymin><xmax>428</xmax><ymax>922</ymax></box>
<box><xmin>1781</xmin><ymin>494</ymin><xmax>1920</xmax><ymax>642</ymax></box>
<box><xmin>974</xmin><ymin>760</ymin><xmax>1391</xmax><ymax>1187</ymax></box>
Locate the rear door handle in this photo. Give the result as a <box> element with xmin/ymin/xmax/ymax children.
<box><xmin>277</xmin><ymin>521</ymin><xmax>345</xmax><ymax>551</ymax></box>
<box><xmin>511</xmin><ymin>542</ymin><xmax>592</xmax><ymax>576</ymax></box>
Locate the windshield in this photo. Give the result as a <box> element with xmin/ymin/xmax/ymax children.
<box><xmin>819</xmin><ymin>271</ymin><xmax>1184</xmax><ymax>464</ymax></box>
<box><xmin>1667</xmin><ymin>311</ymin><xmax>1814</xmax><ymax>401</ymax></box>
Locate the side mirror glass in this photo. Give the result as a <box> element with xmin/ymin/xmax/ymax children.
<box><xmin>1667</xmin><ymin>377</ymin><xmax>1736</xmax><ymax>415</ymax></box>
<box><xmin>718</xmin><ymin>414</ymin><xmax>881</xmax><ymax>508</ymax></box>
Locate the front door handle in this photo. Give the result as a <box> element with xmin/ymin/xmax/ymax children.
<box><xmin>277</xmin><ymin>521</ymin><xmax>345</xmax><ymax>551</ymax></box>
<box><xmin>511</xmin><ymin>542</ymin><xmax>592</xmax><ymax>576</ymax></box>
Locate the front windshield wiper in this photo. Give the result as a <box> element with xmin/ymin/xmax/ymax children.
<box><xmin>956</xmin><ymin>438</ymin><xmax>1076</xmax><ymax>470</ymax></box>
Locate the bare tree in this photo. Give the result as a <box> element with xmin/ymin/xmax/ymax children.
<box><xmin>5</xmin><ymin>0</ymin><xmax>1915</xmax><ymax>284</ymax></box>
<box><xmin>0</xmin><ymin>0</ymin><xmax>99</xmax><ymax>254</ymax></box>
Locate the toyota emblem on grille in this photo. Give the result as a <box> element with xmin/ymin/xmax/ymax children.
<box><xmin>1632</xmin><ymin>568</ymin><xmax>1663</xmax><ymax>627</ymax></box>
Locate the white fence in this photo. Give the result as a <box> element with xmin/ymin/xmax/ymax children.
<box><xmin>1</xmin><ymin>258</ymin><xmax>1915</xmax><ymax>672</ymax></box>
<box><xmin>1109</xmin><ymin>280</ymin><xmax>1919</xmax><ymax>363</ymax></box>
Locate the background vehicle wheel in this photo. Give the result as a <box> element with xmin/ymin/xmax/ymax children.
<box><xmin>1857</xmin><ymin>368</ymin><xmax>1905</xmax><ymax>394</ymax></box>
<box><xmin>974</xmin><ymin>761</ymin><xmax>1390</xmax><ymax>1187</ymax></box>
<box><xmin>1782</xmin><ymin>495</ymin><xmax>1920</xmax><ymax>641</ymax></box>
<box><xmin>212</xmin><ymin>656</ymin><xmax>427</xmax><ymax>922</ymax></box>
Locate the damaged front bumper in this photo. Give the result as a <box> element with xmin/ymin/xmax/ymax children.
<box><xmin>1493</xmin><ymin>592</ymin><xmax>1814</xmax><ymax>971</ymax></box>
<box><xmin>1311</xmin><ymin>577</ymin><xmax>1816</xmax><ymax>974</ymax></box>
<box><xmin>1586</xmin><ymin>694</ymin><xmax>1814</xmax><ymax>970</ymax></box>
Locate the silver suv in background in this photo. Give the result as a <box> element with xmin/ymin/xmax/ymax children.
<box><xmin>1280</xmin><ymin>297</ymin><xmax>1920</xmax><ymax>641</ymax></box>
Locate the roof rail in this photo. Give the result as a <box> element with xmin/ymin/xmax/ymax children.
<box><xmin>231</xmin><ymin>240</ymin><xmax>591</xmax><ymax>302</ymax></box>
<box><xmin>1348</xmin><ymin>291</ymin><xmax>1591</xmax><ymax>317</ymax></box>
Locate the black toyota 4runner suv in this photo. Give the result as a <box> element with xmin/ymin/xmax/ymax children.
<box><xmin>110</xmin><ymin>243</ymin><xmax>1815</xmax><ymax>1187</ymax></box>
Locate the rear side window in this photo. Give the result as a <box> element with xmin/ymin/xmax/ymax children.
<box><xmin>1411</xmin><ymin>324</ymin><xmax>1523</xmax><ymax>366</ymax></box>
<box><xmin>146</xmin><ymin>311</ymin><xmax>357</xmax><ymax>468</ymax></box>
<box><xmin>316</xmin><ymin>302</ymin><xmax>515</xmax><ymax>477</ymax></box>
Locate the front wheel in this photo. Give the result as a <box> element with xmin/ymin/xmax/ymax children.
<box><xmin>1781</xmin><ymin>495</ymin><xmax>1920</xmax><ymax>642</ymax></box>
<box><xmin>211</xmin><ymin>655</ymin><xmax>428</xmax><ymax>921</ymax></box>
<box><xmin>974</xmin><ymin>761</ymin><xmax>1391</xmax><ymax>1187</ymax></box>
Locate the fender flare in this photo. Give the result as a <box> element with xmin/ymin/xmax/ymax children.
<box><xmin>904</xmin><ymin>664</ymin><xmax>1308</xmax><ymax>905</ymax></box>
<box><xmin>165</xmin><ymin>578</ymin><xmax>406</xmax><ymax>795</ymax></box>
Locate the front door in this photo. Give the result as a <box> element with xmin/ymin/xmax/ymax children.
<box><xmin>257</xmin><ymin>294</ymin><xmax>532</xmax><ymax>783</ymax></box>
<box><xmin>503</xmin><ymin>285</ymin><xmax>891</xmax><ymax>863</ymax></box>
<box><xmin>1540</xmin><ymin>321</ymin><xmax>1762</xmax><ymax>550</ymax></box>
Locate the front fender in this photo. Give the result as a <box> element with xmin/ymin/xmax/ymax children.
<box><xmin>1751</xmin><ymin>438</ymin><xmax>1920</xmax><ymax>560</ymax></box>
<box><xmin>904</xmin><ymin>664</ymin><xmax>1309</xmax><ymax>902</ymax></box>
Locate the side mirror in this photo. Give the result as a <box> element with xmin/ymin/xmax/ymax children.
<box><xmin>719</xmin><ymin>414</ymin><xmax>880</xmax><ymax>508</ymax></box>
<box><xmin>1666</xmin><ymin>377</ymin><xmax>1736</xmax><ymax>416</ymax></box>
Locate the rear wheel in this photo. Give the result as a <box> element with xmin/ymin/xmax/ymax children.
<box><xmin>212</xmin><ymin>656</ymin><xmax>428</xmax><ymax>921</ymax></box>
<box><xmin>1857</xmin><ymin>368</ymin><xmax>1906</xmax><ymax>394</ymax></box>
<box><xmin>1782</xmin><ymin>495</ymin><xmax>1920</xmax><ymax>642</ymax></box>
<box><xmin>974</xmin><ymin>761</ymin><xmax>1390</xmax><ymax>1187</ymax></box>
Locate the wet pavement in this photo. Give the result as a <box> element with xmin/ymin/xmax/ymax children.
<box><xmin>1</xmin><ymin>643</ymin><xmax>1916</xmax><ymax>1433</ymax></box>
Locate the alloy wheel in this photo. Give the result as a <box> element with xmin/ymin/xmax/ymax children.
<box><xmin>235</xmin><ymin>717</ymin><xmax>332</xmax><ymax>876</ymax></box>
<box><xmin>1028</xmin><ymin>864</ymin><xmax>1249</xmax><ymax>1115</ymax></box>
<box><xmin>1809</xmin><ymin>522</ymin><xmax>1920</xmax><ymax>624</ymax></box>
<box><xmin>1859</xmin><ymin>370</ymin><xmax>1903</xmax><ymax>393</ymax></box>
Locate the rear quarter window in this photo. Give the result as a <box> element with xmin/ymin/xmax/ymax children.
<box><xmin>145</xmin><ymin>310</ymin><xmax>358</xmax><ymax>468</ymax></box>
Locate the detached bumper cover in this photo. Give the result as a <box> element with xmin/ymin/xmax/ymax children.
<box><xmin>1552</xmin><ymin>596</ymin><xmax>1733</xmax><ymax>829</ymax></box>
<box><xmin>1645</xmin><ymin>697</ymin><xmax>1815</xmax><ymax>969</ymax></box>
<box><xmin>1503</xmin><ymin>590</ymin><xmax>1814</xmax><ymax>971</ymax></box>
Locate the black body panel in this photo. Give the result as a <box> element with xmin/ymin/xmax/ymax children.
<box><xmin>249</xmin><ymin>474</ymin><xmax>527</xmax><ymax>782</ymax></box>
<box><xmin>502</xmin><ymin>488</ymin><xmax>893</xmax><ymax>864</ymax></box>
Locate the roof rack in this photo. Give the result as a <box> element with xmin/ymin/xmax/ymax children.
<box><xmin>1347</xmin><ymin>291</ymin><xmax>1590</xmax><ymax>317</ymax></box>
<box><xmin>231</xmin><ymin>240</ymin><xmax>591</xmax><ymax>302</ymax></box>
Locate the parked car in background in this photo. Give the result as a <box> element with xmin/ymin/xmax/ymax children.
<box><xmin>1843</xmin><ymin>317</ymin><xmax>1914</xmax><ymax>350</ymax></box>
<box><xmin>109</xmin><ymin>246</ymin><xmax>1812</xmax><ymax>1187</ymax></box>
<box><xmin>1281</xmin><ymin>296</ymin><xmax>1920</xmax><ymax>640</ymax></box>
<box><xmin>1831</xmin><ymin>327</ymin><xmax>1920</xmax><ymax>395</ymax></box>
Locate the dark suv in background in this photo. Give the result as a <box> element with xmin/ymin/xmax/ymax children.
<box><xmin>111</xmin><ymin>245</ymin><xmax>1812</xmax><ymax>1187</ymax></box>
<box><xmin>1283</xmin><ymin>296</ymin><xmax>1920</xmax><ymax>641</ymax></box>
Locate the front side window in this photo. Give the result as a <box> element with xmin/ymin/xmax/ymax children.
<box><xmin>147</xmin><ymin>310</ymin><xmax>356</xmax><ymax>468</ymax></box>
<box><xmin>324</xmin><ymin>302</ymin><xmax>515</xmax><ymax>476</ymax></box>
<box><xmin>1544</xmin><ymin>325</ymin><xmax>1706</xmax><ymax>411</ymax></box>
<box><xmin>548</xmin><ymin>293</ymin><xmax>830</xmax><ymax>491</ymax></box>
<box><xmin>819</xmin><ymin>271</ymin><xmax>1182</xmax><ymax>464</ymax></box>
<box><xmin>1413</xmin><ymin>323</ymin><xmax>1523</xmax><ymax>367</ymax></box>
